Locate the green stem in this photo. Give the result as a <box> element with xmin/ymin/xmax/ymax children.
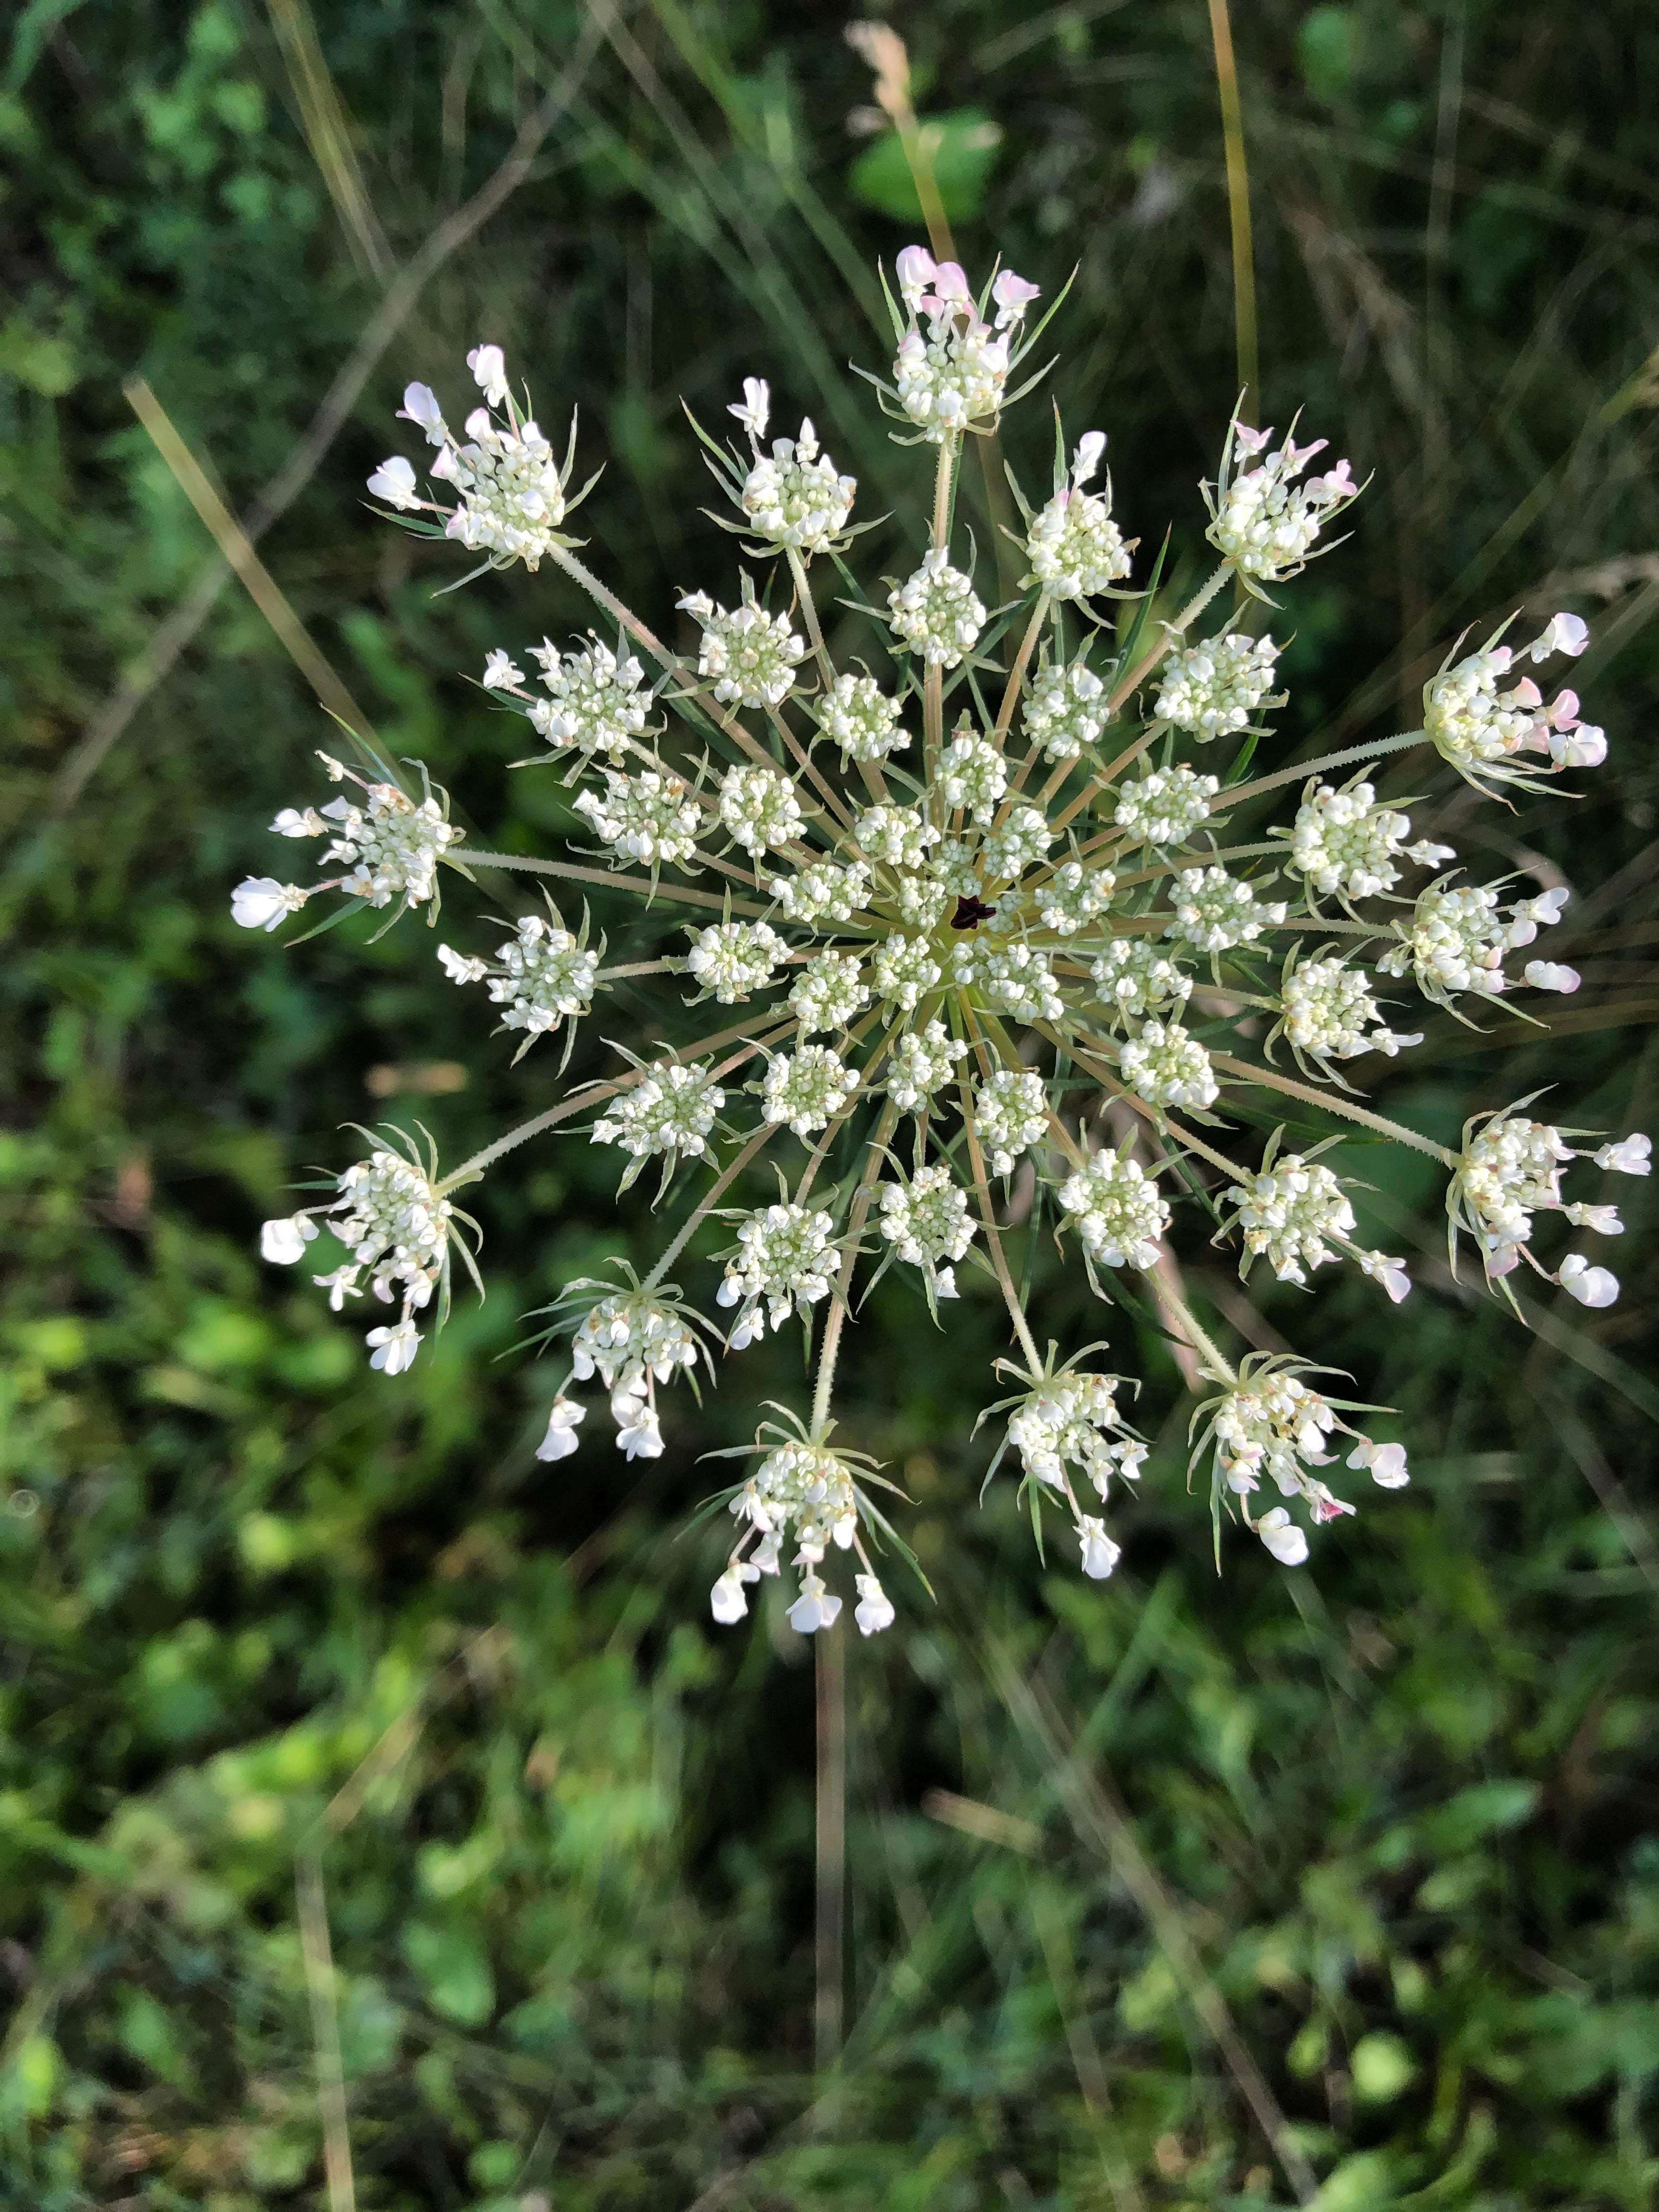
<box><xmin>1210</xmin><ymin>1052</ymin><xmax>1457</xmax><ymax>1163</ymax></box>
<box><xmin>810</xmin><ymin>1094</ymin><xmax>901</xmax><ymax>1433</ymax></box>
<box><xmin>1153</xmin><ymin>1279</ymin><xmax>1237</xmax><ymax>1386</ymax></box>
<box><xmin>644</xmin><ymin>1122</ymin><xmax>774</xmax><ymax>1292</ymax></box>
<box><xmin>1224</xmin><ymin>729</ymin><xmax>1427</xmax><ymax>809</ymax></box>
<box><xmin>460</xmin><ymin>849</ymin><xmax>761</xmax><ymax>917</ymax></box>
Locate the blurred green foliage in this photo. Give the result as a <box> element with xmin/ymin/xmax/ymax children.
<box><xmin>3</xmin><ymin>1</ymin><xmax>1659</xmax><ymax>2206</ymax></box>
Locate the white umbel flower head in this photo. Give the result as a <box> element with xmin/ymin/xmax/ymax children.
<box><xmin>889</xmin><ymin>247</ymin><xmax>1036</xmax><ymax>440</ymax></box>
<box><xmin>886</xmin><ymin>1020</ymin><xmax>969</xmax><ymax>1111</ymax></box>
<box><xmin>1023</xmin><ymin>657</ymin><xmax>1109</xmax><ymax>761</ymax></box>
<box><xmin>1424</xmin><ymin>618</ymin><xmax>1593</xmax><ymax>791</ymax></box>
<box><xmin>972</xmin><ymin>1069</ymin><xmax>1050</xmax><ymax>1175</ymax></box>
<box><xmin>954</xmin><ymin>938</ymin><xmax>1064</xmax><ymax>1024</ymax></box>
<box><xmin>855</xmin><ymin>802</ymin><xmax>940</xmax><ymax>873</ymax></box>
<box><xmin>571</xmin><ymin>1289</ymin><xmax>702</xmax><ymax>1393</ymax></box>
<box><xmin>1114</xmin><ymin>765</ymin><xmax>1219</xmax><ymax>847</ymax></box>
<box><xmin>441</xmin><ymin>905</ymin><xmax>600</xmax><ymax>1053</ymax></box>
<box><xmin>1058</xmin><ymin>1147</ymin><xmax>1170</xmax><ymax>1268</ymax></box>
<box><xmin>939</xmin><ymin>731</ymin><xmax>1008</xmax><ymax>822</ymax></box>
<box><xmin>1154</xmin><ymin>632</ymin><xmax>1281</xmax><ymax>738</ymax></box>
<box><xmin>1023</xmin><ymin>436</ymin><xmax>1133</xmax><ymax>600</ymax></box>
<box><xmin>1376</xmin><ymin>879</ymin><xmax>1547</xmax><ymax>1007</ymax></box>
<box><xmin>1000</xmin><ymin>1367</ymin><xmax>1142</xmax><ymax>1499</ymax></box>
<box><xmin>760</xmin><ymin>1043</ymin><xmax>861</xmax><ymax>1136</ymax></box>
<box><xmin>814</xmin><ymin>673</ymin><xmax>909</xmax><ymax>761</ymax></box>
<box><xmin>685</xmin><ymin>918</ymin><xmax>787</xmax><ymax>1003</ymax></box>
<box><xmin>718</xmin><ymin>1202</ymin><xmax>838</xmax><ymax>1344</ymax></box>
<box><xmin>379</xmin><ymin>353</ymin><xmax>571</xmax><ymax>570</ymax></box>
<box><xmin>1275</xmin><ymin>956</ymin><xmax>1420</xmax><ymax>1069</ymax></box>
<box><xmin>592</xmin><ymin>1059</ymin><xmax>725</xmax><ymax>1183</ymax></box>
<box><xmin>1223</xmin><ymin>1146</ymin><xmax>1409</xmax><ymax>1299</ymax></box>
<box><xmin>788</xmin><ymin>949</ymin><xmax>871</xmax><ymax>1034</ymax></box>
<box><xmin>526</xmin><ymin>637</ymin><xmax>651</xmax><ymax>761</ymax></box>
<box><xmin>1167</xmin><ymin>866</ymin><xmax>1284</xmax><ymax>955</ymax></box>
<box><xmin>983</xmin><ymin>806</ymin><xmax>1053</xmax><ymax>882</ymax></box>
<box><xmin>678</xmin><ymin>581</ymin><xmax>806</xmax><ymax>709</ymax></box>
<box><xmin>740</xmin><ymin>417</ymin><xmax>856</xmax><ymax>554</ymax></box>
<box><xmin>1205</xmin><ymin>422</ymin><xmax>1358</xmax><ymax>585</ymax></box>
<box><xmin>1446</xmin><ymin>1107</ymin><xmax>1621</xmax><ymax>1286</ymax></box>
<box><xmin>1091</xmin><ymin>939</ymin><xmax>1194</xmax><ymax>1023</ymax></box>
<box><xmin>573</xmin><ymin>768</ymin><xmax>701</xmax><ymax>868</ymax></box>
<box><xmin>878</xmin><ymin>1161</ymin><xmax>975</xmax><ymax>1295</ymax></box>
<box><xmin>871</xmin><ymin>934</ymin><xmax>942</xmax><ymax>1012</ymax></box>
<box><xmin>888</xmin><ymin>550</ymin><xmax>986</xmax><ymax>668</ymax></box>
<box><xmin>1119</xmin><ymin>1020</ymin><xmax>1220</xmax><ymax>1110</ymax></box>
<box><xmin>1034</xmin><ymin>860</ymin><xmax>1115</xmax><ymax>935</ymax></box>
<box><xmin>1283</xmin><ymin>778</ymin><xmax>1454</xmax><ymax>904</ymax></box>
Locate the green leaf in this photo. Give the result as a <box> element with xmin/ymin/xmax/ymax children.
<box><xmin>848</xmin><ymin>111</ymin><xmax>1003</xmax><ymax>224</ymax></box>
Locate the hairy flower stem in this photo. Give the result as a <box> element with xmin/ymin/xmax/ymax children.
<box><xmin>1211</xmin><ymin>1052</ymin><xmax>1457</xmax><ymax>1163</ymax></box>
<box><xmin>460</xmin><ymin>848</ymin><xmax>764</xmax><ymax>916</ymax></box>
<box><xmin>922</xmin><ymin>436</ymin><xmax>958</xmax><ymax>796</ymax></box>
<box><xmin>643</xmin><ymin>1123</ymin><xmax>775</xmax><ymax>1293</ymax></box>
<box><xmin>995</xmin><ymin>592</ymin><xmax>1051</xmax><ymax>745</ymax></box>
<box><xmin>1224</xmin><ymin>727</ymin><xmax>1427</xmax><ymax>808</ymax></box>
<box><xmin>959</xmin><ymin>1076</ymin><xmax>1043</xmax><ymax>1367</ymax></box>
<box><xmin>810</xmin><ymin>1095</ymin><xmax>902</xmax><ymax>1432</ymax></box>
<box><xmin>1153</xmin><ymin>1279</ymin><xmax>1237</xmax><ymax>1385</ymax></box>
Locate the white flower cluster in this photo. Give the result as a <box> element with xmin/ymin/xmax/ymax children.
<box><xmin>571</xmin><ymin>1286</ymin><xmax>705</xmax><ymax>1459</ymax></box>
<box><xmin>592</xmin><ymin>1059</ymin><xmax>725</xmax><ymax>1176</ymax></box>
<box><xmin>814</xmin><ymin>673</ymin><xmax>908</xmax><ymax>762</ymax></box>
<box><xmin>871</xmin><ymin>933</ymin><xmax>941</xmax><ymax>1011</ymax></box>
<box><xmin>1167</xmin><ymin>865</ymin><xmax>1285</xmax><ymax>955</ymax></box>
<box><xmin>889</xmin><ymin>246</ymin><xmax>1039</xmax><ymax>441</ymax></box>
<box><xmin>1120</xmin><ymin>1019</ymin><xmax>1220</xmax><ymax>1110</ymax></box>
<box><xmin>1449</xmin><ymin>1113</ymin><xmax>1648</xmax><ymax>1299</ymax></box>
<box><xmin>368</xmin><ymin>352</ymin><xmax>571</xmax><ymax>569</ymax></box>
<box><xmin>1276</xmin><ymin>956</ymin><xmax>1420</xmax><ymax>1068</ymax></box>
<box><xmin>1284</xmin><ymin>778</ymin><xmax>1454</xmax><ymax>905</ymax></box>
<box><xmin>1058</xmin><ymin>1148</ymin><xmax>1169</xmax><ymax>1267</ymax></box>
<box><xmin>1154</xmin><ymin>632</ymin><xmax>1280</xmax><ymax>739</ymax></box>
<box><xmin>788</xmin><ymin>948</ymin><xmax>870</xmax><ymax>1034</ymax></box>
<box><xmin>574</xmin><ymin>767</ymin><xmax>701</xmax><ymax>868</ymax></box>
<box><xmin>954</xmin><ymin>939</ymin><xmax>1064</xmax><ymax>1024</ymax></box>
<box><xmin>973</xmin><ymin>1069</ymin><xmax>1050</xmax><ymax>1175</ymax></box>
<box><xmin>1023</xmin><ymin>433</ymin><xmax>1133</xmax><ymax>601</ymax></box>
<box><xmin>888</xmin><ymin>551</ymin><xmax>986</xmax><ymax>668</ymax></box>
<box><xmin>521</xmin><ymin>637</ymin><xmax>650</xmax><ymax>761</ymax></box>
<box><xmin>983</xmin><ymin>805</ymin><xmax>1053</xmax><ymax>881</ymax></box>
<box><xmin>1377</xmin><ymin>881</ymin><xmax>1569</xmax><ymax>1007</ymax></box>
<box><xmin>1424</xmin><ymin>614</ymin><xmax>1600</xmax><ymax>789</ymax></box>
<box><xmin>713</xmin><ymin>1435</ymin><xmax>894</xmax><ymax>1637</ymax></box>
<box><xmin>678</xmin><ymin>584</ymin><xmax>805</xmax><ymax>709</ymax></box>
<box><xmin>438</xmin><ymin>908</ymin><xmax>599</xmax><ymax>1048</ymax></box>
<box><xmin>236</xmin><ymin>761</ymin><xmax>460</xmax><ymax>932</ymax></box>
<box><xmin>878</xmin><ymin>1162</ymin><xmax>975</xmax><ymax>1295</ymax></box>
<box><xmin>997</xmin><ymin>1364</ymin><xmax>1147</xmax><ymax>1582</ymax></box>
<box><xmin>940</xmin><ymin>731</ymin><xmax>1008</xmax><ymax>822</ymax></box>
<box><xmin>1023</xmin><ymin>658</ymin><xmax>1109</xmax><ymax>761</ymax></box>
<box><xmin>856</xmin><ymin>802</ymin><xmax>939</xmax><ymax>873</ymax></box>
<box><xmin>1092</xmin><ymin>938</ymin><xmax>1194</xmax><ymax>1021</ymax></box>
<box><xmin>1205</xmin><ymin>423</ymin><xmax>1358</xmax><ymax>584</ymax></box>
<box><xmin>685</xmin><ymin>918</ymin><xmax>786</xmax><ymax>1003</ymax></box>
<box><xmin>1197</xmin><ymin>1359</ymin><xmax>1383</xmax><ymax>1556</ymax></box>
<box><xmin>1224</xmin><ymin>1151</ymin><xmax>1409</xmax><ymax>1301</ymax></box>
<box><xmin>887</xmin><ymin>1019</ymin><xmax>968</xmax><ymax>1111</ymax></box>
<box><xmin>740</xmin><ymin>416</ymin><xmax>856</xmax><ymax>554</ymax></box>
<box><xmin>769</xmin><ymin>857</ymin><xmax>870</xmax><ymax>925</ymax></box>
<box><xmin>1114</xmin><ymin>765</ymin><xmax>1218</xmax><ymax>847</ymax></box>
<box><xmin>761</xmin><ymin>1043</ymin><xmax>860</xmax><ymax>1136</ymax></box>
<box><xmin>718</xmin><ymin>1202</ymin><xmax>838</xmax><ymax>1346</ymax></box>
<box><xmin>1034</xmin><ymin>860</ymin><xmax>1114</xmax><ymax>935</ymax></box>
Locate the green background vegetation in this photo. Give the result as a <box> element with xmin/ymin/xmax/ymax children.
<box><xmin>4</xmin><ymin>1</ymin><xmax>1658</xmax><ymax>2205</ymax></box>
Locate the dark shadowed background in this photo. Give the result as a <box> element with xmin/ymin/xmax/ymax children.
<box><xmin>3</xmin><ymin>2</ymin><xmax>1659</xmax><ymax>2206</ymax></box>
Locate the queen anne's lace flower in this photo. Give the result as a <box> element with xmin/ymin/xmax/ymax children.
<box><xmin>1283</xmin><ymin>778</ymin><xmax>1453</xmax><ymax>904</ymax></box>
<box><xmin>574</xmin><ymin>767</ymin><xmax>701</xmax><ymax>868</ymax></box>
<box><xmin>887</xmin><ymin>1020</ymin><xmax>968</xmax><ymax>1111</ymax></box>
<box><xmin>939</xmin><ymin>731</ymin><xmax>1008</xmax><ymax>822</ymax></box>
<box><xmin>1276</xmin><ymin>956</ymin><xmax>1420</xmax><ymax>1068</ymax></box>
<box><xmin>592</xmin><ymin>1060</ymin><xmax>725</xmax><ymax>1180</ymax></box>
<box><xmin>973</xmin><ymin>1069</ymin><xmax>1049</xmax><ymax>1175</ymax></box>
<box><xmin>878</xmin><ymin>1161</ymin><xmax>975</xmax><ymax>1294</ymax></box>
<box><xmin>740</xmin><ymin>418</ymin><xmax>855</xmax><ymax>553</ymax></box>
<box><xmin>718</xmin><ymin>1203</ymin><xmax>837</xmax><ymax>1345</ymax></box>
<box><xmin>1058</xmin><ymin>1148</ymin><xmax>1170</xmax><ymax>1267</ymax></box>
<box><xmin>761</xmin><ymin>1043</ymin><xmax>861</xmax><ymax>1136</ymax></box>
<box><xmin>1120</xmin><ymin>1020</ymin><xmax>1220</xmax><ymax>1109</ymax></box>
<box><xmin>248</xmin><ymin>255</ymin><xmax>1635</xmax><ymax>1617</ymax></box>
<box><xmin>888</xmin><ymin>551</ymin><xmax>985</xmax><ymax>668</ymax></box>
<box><xmin>788</xmin><ymin>949</ymin><xmax>870</xmax><ymax>1033</ymax></box>
<box><xmin>1023</xmin><ymin>434</ymin><xmax>1133</xmax><ymax>600</ymax></box>
<box><xmin>1167</xmin><ymin>865</ymin><xmax>1285</xmax><ymax>954</ymax></box>
<box><xmin>679</xmin><ymin>584</ymin><xmax>805</xmax><ymax>709</ymax></box>
<box><xmin>1114</xmin><ymin>765</ymin><xmax>1219</xmax><ymax>847</ymax></box>
<box><xmin>1154</xmin><ymin>632</ymin><xmax>1281</xmax><ymax>738</ymax></box>
<box><xmin>1205</xmin><ymin>423</ymin><xmax>1358</xmax><ymax>584</ymax></box>
<box><xmin>1091</xmin><ymin>939</ymin><xmax>1193</xmax><ymax>1021</ymax></box>
<box><xmin>814</xmin><ymin>673</ymin><xmax>908</xmax><ymax>761</ymax></box>
<box><xmin>1023</xmin><ymin>658</ymin><xmax>1108</xmax><ymax>761</ymax></box>
<box><xmin>438</xmin><ymin>908</ymin><xmax>599</xmax><ymax>1050</ymax></box>
<box><xmin>685</xmin><ymin>919</ymin><xmax>787</xmax><ymax>1003</ymax></box>
<box><xmin>525</xmin><ymin>637</ymin><xmax>651</xmax><ymax>761</ymax></box>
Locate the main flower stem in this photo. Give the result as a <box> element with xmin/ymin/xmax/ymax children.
<box><xmin>810</xmin><ymin>1094</ymin><xmax>901</xmax><ymax>1432</ymax></box>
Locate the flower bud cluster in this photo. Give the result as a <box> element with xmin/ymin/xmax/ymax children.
<box><xmin>1224</xmin><ymin>1152</ymin><xmax>1409</xmax><ymax>1300</ymax></box>
<box><xmin>1284</xmin><ymin>779</ymin><xmax>1454</xmax><ymax>904</ymax></box>
<box><xmin>814</xmin><ymin>673</ymin><xmax>908</xmax><ymax>761</ymax></box>
<box><xmin>1091</xmin><ymin>939</ymin><xmax>1194</xmax><ymax>1022</ymax></box>
<box><xmin>438</xmin><ymin>910</ymin><xmax>599</xmax><ymax>1045</ymax></box>
<box><xmin>972</xmin><ymin>1069</ymin><xmax>1050</xmax><ymax>1174</ymax></box>
<box><xmin>1205</xmin><ymin>424</ymin><xmax>1358</xmax><ymax>583</ymax></box>
<box><xmin>888</xmin><ymin>551</ymin><xmax>986</xmax><ymax>668</ymax></box>
<box><xmin>1203</xmin><ymin>1364</ymin><xmax>1350</xmax><ymax>1533</ymax></box>
<box><xmin>260</xmin><ymin>1147</ymin><xmax>458</xmax><ymax>1374</ymax></box>
<box><xmin>1023</xmin><ymin>437</ymin><xmax>1132</xmax><ymax>601</ymax></box>
<box><xmin>369</xmin><ymin>357</ymin><xmax>569</xmax><ymax>569</ymax></box>
<box><xmin>1120</xmin><ymin>1020</ymin><xmax>1220</xmax><ymax>1110</ymax></box>
<box><xmin>855</xmin><ymin>802</ymin><xmax>940</xmax><ymax>872</ymax></box>
<box><xmin>1153</xmin><ymin>633</ymin><xmax>1280</xmax><ymax>738</ymax></box>
<box><xmin>574</xmin><ymin>768</ymin><xmax>701</xmax><ymax>868</ymax></box>
<box><xmin>983</xmin><ymin>805</ymin><xmax>1053</xmax><ymax>881</ymax></box>
<box><xmin>889</xmin><ymin>247</ymin><xmax>1038</xmax><ymax>440</ymax></box>
<box><xmin>1006</xmin><ymin>1371</ymin><xmax>1144</xmax><ymax>1500</ymax></box>
<box><xmin>761</xmin><ymin>1043</ymin><xmax>861</xmax><ymax>1135</ymax></box>
<box><xmin>1450</xmin><ymin>1111</ymin><xmax>1646</xmax><ymax>1299</ymax></box>
<box><xmin>1424</xmin><ymin>616</ymin><xmax>1599</xmax><ymax>788</ymax></box>
<box><xmin>718</xmin><ymin>1202</ymin><xmax>838</xmax><ymax>1345</ymax></box>
<box><xmin>1034</xmin><ymin>860</ymin><xmax>1114</xmax><ymax>935</ymax></box>
<box><xmin>1114</xmin><ymin>765</ymin><xmax>1218</xmax><ymax>847</ymax></box>
<box><xmin>1167</xmin><ymin>866</ymin><xmax>1285</xmax><ymax>955</ymax></box>
<box><xmin>1277</xmin><ymin>956</ymin><xmax>1420</xmax><ymax>1067</ymax></box>
<box><xmin>592</xmin><ymin>1059</ymin><xmax>725</xmax><ymax>1173</ymax></box>
<box><xmin>523</xmin><ymin>637</ymin><xmax>650</xmax><ymax>760</ymax></box>
<box><xmin>769</xmin><ymin>857</ymin><xmax>871</xmax><ymax>925</ymax></box>
<box><xmin>887</xmin><ymin>1020</ymin><xmax>968</xmax><ymax>1111</ymax></box>
<box><xmin>572</xmin><ymin>1289</ymin><xmax>701</xmax><ymax>1398</ymax></box>
<box><xmin>686</xmin><ymin>918</ymin><xmax>786</xmax><ymax>1003</ymax></box>
<box><xmin>740</xmin><ymin>418</ymin><xmax>855</xmax><ymax>553</ymax></box>
<box><xmin>879</xmin><ymin>1163</ymin><xmax>975</xmax><ymax>1295</ymax></box>
<box><xmin>678</xmin><ymin>586</ymin><xmax>805</xmax><ymax>709</ymax></box>
<box><xmin>939</xmin><ymin>732</ymin><xmax>1007</xmax><ymax>822</ymax></box>
<box><xmin>789</xmin><ymin>949</ymin><xmax>871</xmax><ymax>1034</ymax></box>
<box><xmin>1377</xmin><ymin>881</ymin><xmax>1568</xmax><ymax>1007</ymax></box>
<box><xmin>871</xmin><ymin>933</ymin><xmax>941</xmax><ymax>1011</ymax></box>
<box><xmin>953</xmin><ymin>939</ymin><xmax>1064</xmax><ymax>1024</ymax></box>
<box><xmin>1023</xmin><ymin>659</ymin><xmax>1108</xmax><ymax>761</ymax></box>
<box><xmin>1058</xmin><ymin>1148</ymin><xmax>1169</xmax><ymax>1267</ymax></box>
